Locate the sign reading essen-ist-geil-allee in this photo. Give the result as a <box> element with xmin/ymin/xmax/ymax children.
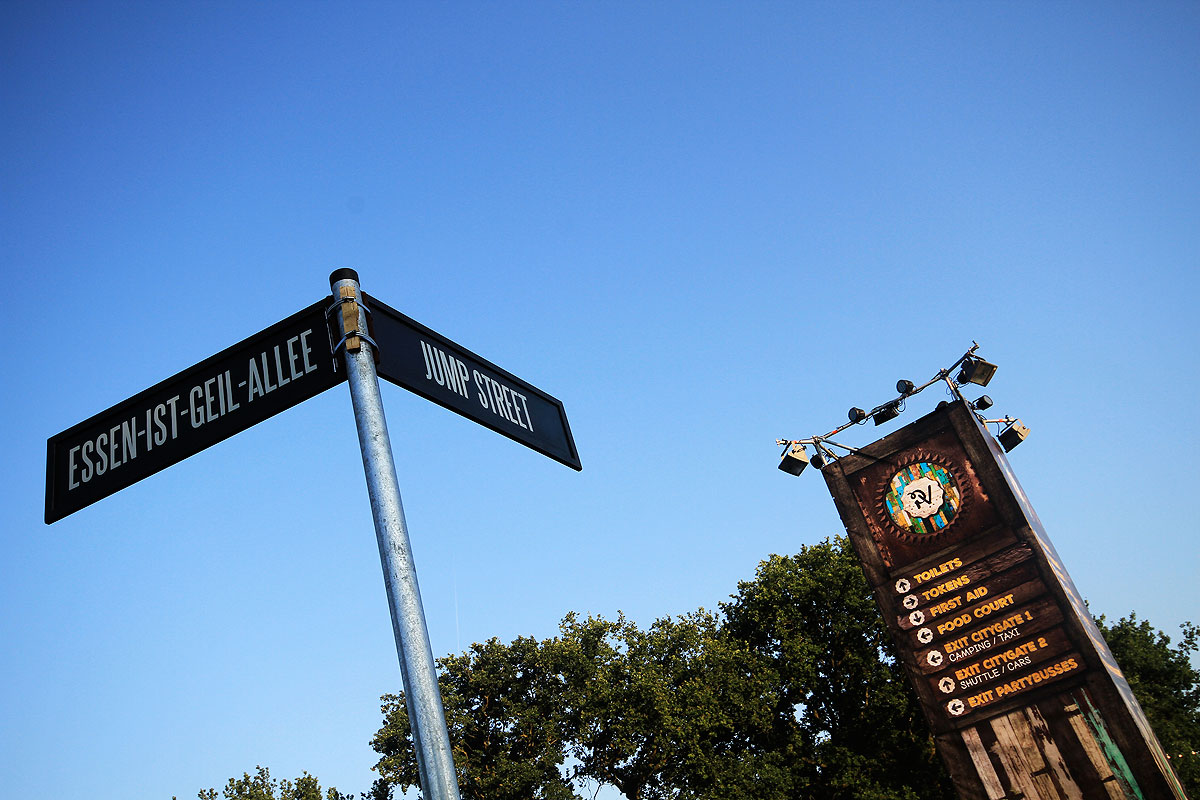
<box><xmin>45</xmin><ymin>299</ymin><xmax>343</xmax><ymax>523</ymax></box>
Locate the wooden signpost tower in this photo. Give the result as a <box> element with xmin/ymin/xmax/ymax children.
<box><xmin>820</xmin><ymin>399</ymin><xmax>1186</xmax><ymax>799</ymax></box>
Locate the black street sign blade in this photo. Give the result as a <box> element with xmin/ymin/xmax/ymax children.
<box><xmin>45</xmin><ymin>298</ymin><xmax>345</xmax><ymax>524</ymax></box>
<box><xmin>364</xmin><ymin>293</ymin><xmax>581</xmax><ymax>472</ymax></box>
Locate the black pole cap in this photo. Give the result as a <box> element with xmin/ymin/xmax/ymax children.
<box><xmin>329</xmin><ymin>268</ymin><xmax>360</xmax><ymax>288</ymax></box>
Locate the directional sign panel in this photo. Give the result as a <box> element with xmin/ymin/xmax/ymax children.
<box><xmin>45</xmin><ymin>298</ymin><xmax>344</xmax><ymax>523</ymax></box>
<box><xmin>364</xmin><ymin>293</ymin><xmax>581</xmax><ymax>471</ymax></box>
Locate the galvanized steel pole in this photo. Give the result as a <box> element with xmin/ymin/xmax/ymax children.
<box><xmin>328</xmin><ymin>269</ymin><xmax>461</xmax><ymax>800</ymax></box>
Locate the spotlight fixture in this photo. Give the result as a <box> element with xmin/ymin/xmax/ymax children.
<box><xmin>998</xmin><ymin>420</ymin><xmax>1030</xmax><ymax>452</ymax></box>
<box><xmin>873</xmin><ymin>400</ymin><xmax>901</xmax><ymax>425</ymax></box>
<box><xmin>778</xmin><ymin>443</ymin><xmax>810</xmax><ymax>476</ymax></box>
<box><xmin>776</xmin><ymin>344</ymin><xmax>1015</xmax><ymax>478</ymax></box>
<box><xmin>957</xmin><ymin>357</ymin><xmax>998</xmax><ymax>387</ymax></box>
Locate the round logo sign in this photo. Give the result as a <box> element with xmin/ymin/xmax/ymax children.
<box><xmin>901</xmin><ymin>476</ymin><xmax>944</xmax><ymax>519</ymax></box>
<box><xmin>882</xmin><ymin>460</ymin><xmax>962</xmax><ymax>540</ymax></box>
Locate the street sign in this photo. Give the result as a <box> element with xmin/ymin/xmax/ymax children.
<box><xmin>45</xmin><ymin>288</ymin><xmax>581</xmax><ymax>524</ymax></box>
<box><xmin>45</xmin><ymin>298</ymin><xmax>344</xmax><ymax>523</ymax></box>
<box><xmin>364</xmin><ymin>293</ymin><xmax>582</xmax><ymax>471</ymax></box>
<box><xmin>44</xmin><ymin>270</ymin><xmax>582</xmax><ymax>800</ymax></box>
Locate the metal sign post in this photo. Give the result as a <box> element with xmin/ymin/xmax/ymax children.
<box><xmin>47</xmin><ymin>271</ymin><xmax>581</xmax><ymax>798</ymax></box>
<box><xmin>328</xmin><ymin>269</ymin><xmax>462</xmax><ymax>800</ymax></box>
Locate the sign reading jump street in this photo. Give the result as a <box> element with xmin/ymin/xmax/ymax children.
<box><xmin>44</xmin><ymin>299</ymin><xmax>343</xmax><ymax>523</ymax></box>
<box><xmin>365</xmin><ymin>293</ymin><xmax>581</xmax><ymax>471</ymax></box>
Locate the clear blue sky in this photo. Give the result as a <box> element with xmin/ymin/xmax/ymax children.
<box><xmin>3</xmin><ymin>2</ymin><xmax>1197</xmax><ymax>798</ymax></box>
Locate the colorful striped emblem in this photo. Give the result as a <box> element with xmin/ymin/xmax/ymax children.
<box><xmin>884</xmin><ymin>462</ymin><xmax>961</xmax><ymax>537</ymax></box>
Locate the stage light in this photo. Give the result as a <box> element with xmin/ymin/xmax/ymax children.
<box><xmin>957</xmin><ymin>357</ymin><xmax>998</xmax><ymax>387</ymax></box>
<box><xmin>873</xmin><ymin>401</ymin><xmax>901</xmax><ymax>425</ymax></box>
<box><xmin>998</xmin><ymin>420</ymin><xmax>1029</xmax><ymax>452</ymax></box>
<box><xmin>848</xmin><ymin>407</ymin><xmax>868</xmax><ymax>424</ymax></box>
<box><xmin>811</xmin><ymin>451</ymin><xmax>826</xmax><ymax>469</ymax></box>
<box><xmin>971</xmin><ymin>395</ymin><xmax>993</xmax><ymax>411</ymax></box>
<box><xmin>779</xmin><ymin>443</ymin><xmax>810</xmax><ymax>476</ymax></box>
<box><xmin>896</xmin><ymin>379</ymin><xmax>915</xmax><ymax>396</ymax></box>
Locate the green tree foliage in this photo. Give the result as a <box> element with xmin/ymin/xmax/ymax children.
<box><xmin>372</xmin><ymin>634</ymin><xmax>578</xmax><ymax>800</ymax></box>
<box><xmin>194</xmin><ymin>539</ymin><xmax>1199</xmax><ymax>799</ymax></box>
<box><xmin>1095</xmin><ymin>614</ymin><xmax>1200</xmax><ymax>794</ymax></box>
<box><xmin>188</xmin><ymin>765</ymin><xmax>354</xmax><ymax>800</ymax></box>
<box><xmin>719</xmin><ymin>541</ymin><xmax>953</xmax><ymax>800</ymax></box>
<box><xmin>371</xmin><ymin>537</ymin><xmax>955</xmax><ymax>799</ymax></box>
<box><xmin>553</xmin><ymin>610</ymin><xmax>757</xmax><ymax>799</ymax></box>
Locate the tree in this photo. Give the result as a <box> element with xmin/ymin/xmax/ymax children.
<box><xmin>372</xmin><ymin>634</ymin><xmax>579</xmax><ymax>800</ymax></box>
<box><xmin>718</xmin><ymin>539</ymin><xmax>953</xmax><ymax>800</ymax></box>
<box><xmin>551</xmin><ymin>610</ymin><xmax>753</xmax><ymax>799</ymax></box>
<box><xmin>1095</xmin><ymin>614</ymin><xmax>1200</xmax><ymax>794</ymax></box>
<box><xmin>196</xmin><ymin>540</ymin><xmax>1198</xmax><ymax>799</ymax></box>
<box><xmin>372</xmin><ymin>538</ymin><xmax>956</xmax><ymax>800</ymax></box>
<box><xmin>188</xmin><ymin>765</ymin><xmax>355</xmax><ymax>800</ymax></box>
<box><xmin>372</xmin><ymin>613</ymin><xmax>735</xmax><ymax>800</ymax></box>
